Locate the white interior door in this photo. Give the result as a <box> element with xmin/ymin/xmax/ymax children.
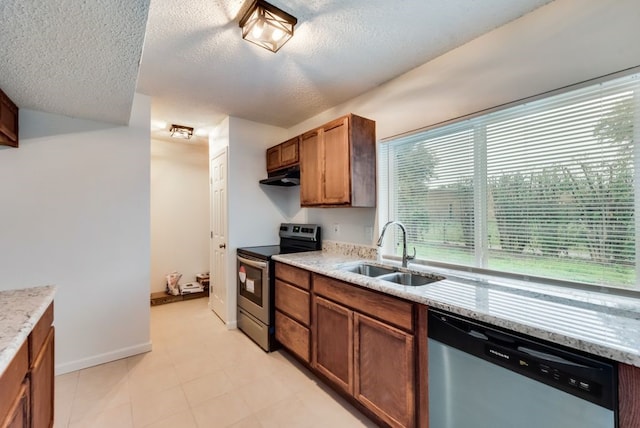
<box><xmin>209</xmin><ymin>149</ymin><xmax>228</xmax><ymax>321</ymax></box>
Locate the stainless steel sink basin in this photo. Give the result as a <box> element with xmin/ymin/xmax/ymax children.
<box><xmin>340</xmin><ymin>263</ymin><xmax>397</xmax><ymax>277</ymax></box>
<box><xmin>377</xmin><ymin>272</ymin><xmax>442</xmax><ymax>286</ymax></box>
<box><xmin>339</xmin><ymin>262</ymin><xmax>444</xmax><ymax>286</ymax></box>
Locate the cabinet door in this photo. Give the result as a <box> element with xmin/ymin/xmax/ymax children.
<box><xmin>1</xmin><ymin>380</ymin><xmax>29</xmax><ymax>428</ymax></box>
<box><xmin>300</xmin><ymin>130</ymin><xmax>322</xmax><ymax>205</ymax></box>
<box><xmin>30</xmin><ymin>327</ymin><xmax>54</xmax><ymax>428</ymax></box>
<box><xmin>313</xmin><ymin>296</ymin><xmax>353</xmax><ymax>394</ymax></box>
<box><xmin>619</xmin><ymin>363</ymin><xmax>640</xmax><ymax>428</ymax></box>
<box><xmin>355</xmin><ymin>313</ymin><xmax>415</xmax><ymax>428</ymax></box>
<box><xmin>266</xmin><ymin>145</ymin><xmax>281</xmax><ymax>172</ymax></box>
<box><xmin>0</xmin><ymin>89</ymin><xmax>18</xmax><ymax>147</ymax></box>
<box><xmin>322</xmin><ymin>117</ymin><xmax>350</xmax><ymax>204</ymax></box>
<box><xmin>0</xmin><ymin>341</ymin><xmax>28</xmax><ymax>428</ymax></box>
<box><xmin>280</xmin><ymin>137</ymin><xmax>299</xmax><ymax>167</ymax></box>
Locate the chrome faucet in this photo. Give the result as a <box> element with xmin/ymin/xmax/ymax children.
<box><xmin>376</xmin><ymin>221</ymin><xmax>416</xmax><ymax>268</ymax></box>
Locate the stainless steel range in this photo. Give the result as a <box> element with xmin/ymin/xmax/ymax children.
<box><xmin>236</xmin><ymin>223</ymin><xmax>321</xmax><ymax>351</ymax></box>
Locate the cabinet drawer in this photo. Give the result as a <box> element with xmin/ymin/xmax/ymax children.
<box><xmin>29</xmin><ymin>303</ymin><xmax>53</xmax><ymax>364</ymax></box>
<box><xmin>313</xmin><ymin>274</ymin><xmax>414</xmax><ymax>332</ymax></box>
<box><xmin>275</xmin><ymin>310</ymin><xmax>310</xmax><ymax>363</ymax></box>
<box><xmin>275</xmin><ymin>280</ymin><xmax>310</xmax><ymax>325</ymax></box>
<box><xmin>275</xmin><ymin>263</ymin><xmax>310</xmax><ymax>290</ymax></box>
<box><xmin>0</xmin><ymin>340</ymin><xmax>28</xmax><ymax>423</ymax></box>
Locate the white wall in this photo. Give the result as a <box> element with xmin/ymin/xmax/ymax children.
<box><xmin>227</xmin><ymin>117</ymin><xmax>304</xmax><ymax>248</ymax></box>
<box><xmin>206</xmin><ymin>0</ymin><xmax>640</xmax><ymax>323</ymax></box>
<box><xmin>286</xmin><ymin>0</ymin><xmax>640</xmax><ymax>245</ymax></box>
<box><xmin>0</xmin><ymin>94</ymin><xmax>151</xmax><ymax>374</ymax></box>
<box><xmin>150</xmin><ymin>138</ymin><xmax>209</xmax><ymax>292</ymax></box>
<box><xmin>210</xmin><ymin>116</ymin><xmax>306</xmax><ymax>325</ymax></box>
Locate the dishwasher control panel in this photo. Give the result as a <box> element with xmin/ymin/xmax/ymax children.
<box><xmin>483</xmin><ymin>342</ymin><xmax>605</xmax><ymax>402</ymax></box>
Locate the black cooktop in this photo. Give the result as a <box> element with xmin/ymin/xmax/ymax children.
<box><xmin>237</xmin><ymin>223</ymin><xmax>322</xmax><ymax>261</ymax></box>
<box><xmin>237</xmin><ymin>245</ymin><xmax>282</xmax><ymax>260</ymax></box>
<box><xmin>236</xmin><ymin>244</ymin><xmax>319</xmax><ymax>260</ymax></box>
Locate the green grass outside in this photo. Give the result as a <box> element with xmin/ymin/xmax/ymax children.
<box><xmin>403</xmin><ymin>243</ymin><xmax>636</xmax><ymax>289</ymax></box>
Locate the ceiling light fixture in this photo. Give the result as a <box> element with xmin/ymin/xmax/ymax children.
<box><xmin>169</xmin><ymin>124</ymin><xmax>194</xmax><ymax>139</ymax></box>
<box><xmin>239</xmin><ymin>0</ymin><xmax>297</xmax><ymax>53</ymax></box>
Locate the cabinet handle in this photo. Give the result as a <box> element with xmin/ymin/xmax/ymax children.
<box><xmin>219</xmin><ymin>243</ymin><xmax>226</xmax><ymax>249</ymax></box>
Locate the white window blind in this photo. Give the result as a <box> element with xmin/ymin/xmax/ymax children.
<box><xmin>380</xmin><ymin>124</ymin><xmax>475</xmax><ymax>265</ymax></box>
<box><xmin>380</xmin><ymin>72</ymin><xmax>639</xmax><ymax>290</ymax></box>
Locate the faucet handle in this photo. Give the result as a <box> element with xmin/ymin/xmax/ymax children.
<box><xmin>407</xmin><ymin>247</ymin><xmax>416</xmax><ymax>261</ymax></box>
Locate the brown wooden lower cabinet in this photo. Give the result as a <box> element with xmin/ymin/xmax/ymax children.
<box><xmin>619</xmin><ymin>363</ymin><xmax>640</xmax><ymax>428</ymax></box>
<box><xmin>274</xmin><ymin>263</ymin><xmax>312</xmax><ymax>363</ymax></box>
<box><xmin>30</xmin><ymin>327</ymin><xmax>54</xmax><ymax>428</ymax></box>
<box><xmin>275</xmin><ymin>280</ymin><xmax>310</xmax><ymax>325</ymax></box>
<box><xmin>355</xmin><ymin>313</ymin><xmax>415</xmax><ymax>428</ymax></box>
<box><xmin>313</xmin><ymin>296</ymin><xmax>354</xmax><ymax>394</ymax></box>
<box><xmin>311</xmin><ymin>274</ymin><xmax>420</xmax><ymax>428</ymax></box>
<box><xmin>275</xmin><ymin>264</ymin><xmax>640</xmax><ymax>428</ymax></box>
<box><xmin>2</xmin><ymin>380</ymin><xmax>29</xmax><ymax>428</ymax></box>
<box><xmin>0</xmin><ymin>303</ymin><xmax>54</xmax><ymax>428</ymax></box>
<box><xmin>275</xmin><ymin>310</ymin><xmax>310</xmax><ymax>362</ymax></box>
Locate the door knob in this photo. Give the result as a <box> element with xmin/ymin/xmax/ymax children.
<box><xmin>219</xmin><ymin>243</ymin><xmax>226</xmax><ymax>249</ymax></box>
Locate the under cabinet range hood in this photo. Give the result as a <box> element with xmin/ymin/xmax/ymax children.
<box><xmin>259</xmin><ymin>165</ymin><xmax>300</xmax><ymax>186</ymax></box>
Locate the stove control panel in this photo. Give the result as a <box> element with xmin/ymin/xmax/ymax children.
<box><xmin>279</xmin><ymin>223</ymin><xmax>321</xmax><ymax>242</ymax></box>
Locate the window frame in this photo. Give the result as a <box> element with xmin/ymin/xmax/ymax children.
<box><xmin>378</xmin><ymin>67</ymin><xmax>640</xmax><ymax>294</ymax></box>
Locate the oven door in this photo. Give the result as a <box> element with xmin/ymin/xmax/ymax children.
<box><xmin>237</xmin><ymin>254</ymin><xmax>270</xmax><ymax>325</ymax></box>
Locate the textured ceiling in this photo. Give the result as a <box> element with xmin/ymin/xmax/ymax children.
<box><xmin>0</xmin><ymin>0</ymin><xmax>150</xmax><ymax>125</ymax></box>
<box><xmin>139</xmin><ymin>0</ymin><xmax>554</xmax><ymax>136</ymax></box>
<box><xmin>1</xmin><ymin>0</ymin><xmax>553</xmax><ymax>135</ymax></box>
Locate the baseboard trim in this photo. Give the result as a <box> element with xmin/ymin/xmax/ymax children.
<box><xmin>55</xmin><ymin>341</ymin><xmax>153</xmax><ymax>375</ymax></box>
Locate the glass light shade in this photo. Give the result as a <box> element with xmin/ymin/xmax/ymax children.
<box><xmin>239</xmin><ymin>0</ymin><xmax>297</xmax><ymax>53</ymax></box>
<box><xmin>169</xmin><ymin>124</ymin><xmax>194</xmax><ymax>139</ymax></box>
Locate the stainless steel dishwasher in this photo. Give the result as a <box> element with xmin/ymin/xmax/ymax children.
<box><xmin>428</xmin><ymin>309</ymin><xmax>617</xmax><ymax>428</ymax></box>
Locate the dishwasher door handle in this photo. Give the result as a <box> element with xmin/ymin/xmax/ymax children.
<box><xmin>433</xmin><ymin>314</ymin><xmax>490</xmax><ymax>342</ymax></box>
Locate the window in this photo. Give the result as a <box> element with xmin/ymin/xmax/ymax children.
<box><xmin>379</xmin><ymin>71</ymin><xmax>639</xmax><ymax>290</ymax></box>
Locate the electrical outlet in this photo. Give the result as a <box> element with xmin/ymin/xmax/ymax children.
<box><xmin>333</xmin><ymin>223</ymin><xmax>340</xmax><ymax>235</ymax></box>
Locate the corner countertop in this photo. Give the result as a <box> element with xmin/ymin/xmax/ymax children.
<box><xmin>0</xmin><ymin>285</ymin><xmax>56</xmax><ymax>375</ymax></box>
<box><xmin>273</xmin><ymin>251</ymin><xmax>640</xmax><ymax>368</ymax></box>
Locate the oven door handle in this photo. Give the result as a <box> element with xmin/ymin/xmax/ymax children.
<box><xmin>237</xmin><ymin>255</ymin><xmax>268</xmax><ymax>269</ymax></box>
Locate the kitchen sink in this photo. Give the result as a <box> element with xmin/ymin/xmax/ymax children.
<box><xmin>339</xmin><ymin>262</ymin><xmax>444</xmax><ymax>286</ymax></box>
<box><xmin>377</xmin><ymin>272</ymin><xmax>442</xmax><ymax>286</ymax></box>
<box><xmin>340</xmin><ymin>263</ymin><xmax>397</xmax><ymax>277</ymax></box>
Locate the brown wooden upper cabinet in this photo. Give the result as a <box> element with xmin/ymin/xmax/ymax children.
<box><xmin>300</xmin><ymin>114</ymin><xmax>376</xmax><ymax>207</ymax></box>
<box><xmin>267</xmin><ymin>137</ymin><xmax>299</xmax><ymax>172</ymax></box>
<box><xmin>0</xmin><ymin>88</ymin><xmax>19</xmax><ymax>148</ymax></box>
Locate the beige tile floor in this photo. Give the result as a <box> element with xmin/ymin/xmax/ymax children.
<box><xmin>54</xmin><ymin>297</ymin><xmax>378</xmax><ymax>428</ymax></box>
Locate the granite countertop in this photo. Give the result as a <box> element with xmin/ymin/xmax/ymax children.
<box><xmin>273</xmin><ymin>251</ymin><xmax>640</xmax><ymax>368</ymax></box>
<box><xmin>0</xmin><ymin>285</ymin><xmax>56</xmax><ymax>375</ymax></box>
